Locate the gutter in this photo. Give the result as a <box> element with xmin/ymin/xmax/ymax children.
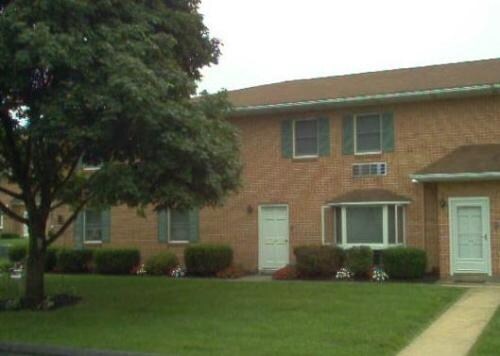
<box><xmin>410</xmin><ymin>172</ymin><xmax>500</xmax><ymax>183</ymax></box>
<box><xmin>230</xmin><ymin>83</ymin><xmax>500</xmax><ymax>116</ymax></box>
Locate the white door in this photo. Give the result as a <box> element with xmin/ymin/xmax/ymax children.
<box><xmin>259</xmin><ymin>205</ymin><xmax>289</xmax><ymax>270</ymax></box>
<box><xmin>449</xmin><ymin>198</ymin><xmax>491</xmax><ymax>275</ymax></box>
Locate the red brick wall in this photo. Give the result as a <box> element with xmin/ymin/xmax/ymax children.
<box><xmin>48</xmin><ymin>95</ymin><xmax>500</xmax><ymax>276</ymax></box>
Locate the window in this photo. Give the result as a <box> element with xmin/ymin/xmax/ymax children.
<box><xmin>334</xmin><ymin>204</ymin><xmax>405</xmax><ymax>248</ymax></box>
<box><xmin>294</xmin><ymin>119</ymin><xmax>318</xmax><ymax>157</ymax></box>
<box><xmin>355</xmin><ymin>114</ymin><xmax>382</xmax><ymax>154</ymax></box>
<box><xmin>169</xmin><ymin>209</ymin><xmax>191</xmax><ymax>242</ymax></box>
<box><xmin>353</xmin><ymin>162</ymin><xmax>387</xmax><ymax>177</ymax></box>
<box><xmin>83</xmin><ymin>209</ymin><xmax>103</xmax><ymax>243</ymax></box>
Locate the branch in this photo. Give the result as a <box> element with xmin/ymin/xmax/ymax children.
<box><xmin>0</xmin><ymin>185</ymin><xmax>23</xmax><ymax>200</ymax></box>
<box><xmin>47</xmin><ymin>195</ymin><xmax>92</xmax><ymax>245</ymax></box>
<box><xmin>0</xmin><ymin>199</ymin><xmax>28</xmax><ymax>223</ymax></box>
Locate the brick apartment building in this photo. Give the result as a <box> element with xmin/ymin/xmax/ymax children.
<box><xmin>3</xmin><ymin>58</ymin><xmax>500</xmax><ymax>279</ymax></box>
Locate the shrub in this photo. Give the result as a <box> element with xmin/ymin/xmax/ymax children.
<box><xmin>93</xmin><ymin>249</ymin><xmax>140</xmax><ymax>275</ymax></box>
<box><xmin>145</xmin><ymin>252</ymin><xmax>179</xmax><ymax>276</ymax></box>
<box><xmin>272</xmin><ymin>265</ymin><xmax>297</xmax><ymax>280</ymax></box>
<box><xmin>0</xmin><ymin>233</ymin><xmax>21</xmax><ymax>240</ymax></box>
<box><xmin>45</xmin><ymin>247</ymin><xmax>61</xmax><ymax>272</ymax></box>
<box><xmin>56</xmin><ymin>249</ymin><xmax>93</xmax><ymax>273</ymax></box>
<box><xmin>8</xmin><ymin>244</ymin><xmax>27</xmax><ymax>263</ymax></box>
<box><xmin>382</xmin><ymin>247</ymin><xmax>427</xmax><ymax>279</ymax></box>
<box><xmin>216</xmin><ymin>264</ymin><xmax>247</xmax><ymax>279</ymax></box>
<box><xmin>185</xmin><ymin>244</ymin><xmax>233</xmax><ymax>276</ymax></box>
<box><xmin>345</xmin><ymin>246</ymin><xmax>373</xmax><ymax>278</ymax></box>
<box><xmin>0</xmin><ymin>260</ymin><xmax>13</xmax><ymax>272</ymax></box>
<box><xmin>294</xmin><ymin>245</ymin><xmax>345</xmax><ymax>278</ymax></box>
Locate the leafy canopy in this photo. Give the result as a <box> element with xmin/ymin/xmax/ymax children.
<box><xmin>0</xmin><ymin>0</ymin><xmax>241</xmax><ymax>241</ymax></box>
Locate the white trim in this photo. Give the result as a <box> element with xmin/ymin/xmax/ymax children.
<box><xmin>353</xmin><ymin>113</ymin><xmax>383</xmax><ymax>155</ymax></box>
<box><xmin>167</xmin><ymin>209</ymin><xmax>190</xmax><ymax>243</ymax></box>
<box><xmin>0</xmin><ymin>210</ymin><xmax>3</xmax><ymax>230</ymax></box>
<box><xmin>410</xmin><ymin>172</ymin><xmax>500</xmax><ymax>182</ymax></box>
<box><xmin>448</xmin><ymin>197</ymin><xmax>492</xmax><ymax>276</ymax></box>
<box><xmin>258</xmin><ymin>204</ymin><xmax>290</xmax><ymax>271</ymax></box>
<box><xmin>329</xmin><ymin>200</ymin><xmax>411</xmax><ymax>206</ymax></box>
<box><xmin>232</xmin><ymin>84</ymin><xmax>500</xmax><ymax>115</ymax></box>
<box><xmin>82</xmin><ymin>209</ymin><xmax>103</xmax><ymax>244</ymax></box>
<box><xmin>292</xmin><ymin>118</ymin><xmax>319</xmax><ymax>159</ymax></box>
<box><xmin>337</xmin><ymin>204</ymin><xmax>405</xmax><ymax>249</ymax></box>
<box><xmin>82</xmin><ymin>166</ymin><xmax>101</xmax><ymax>171</ymax></box>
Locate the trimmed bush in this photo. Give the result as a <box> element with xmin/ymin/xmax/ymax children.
<box><xmin>56</xmin><ymin>249</ymin><xmax>93</xmax><ymax>273</ymax></box>
<box><xmin>383</xmin><ymin>247</ymin><xmax>427</xmax><ymax>279</ymax></box>
<box><xmin>345</xmin><ymin>246</ymin><xmax>373</xmax><ymax>278</ymax></box>
<box><xmin>45</xmin><ymin>247</ymin><xmax>61</xmax><ymax>272</ymax></box>
<box><xmin>294</xmin><ymin>245</ymin><xmax>345</xmax><ymax>278</ymax></box>
<box><xmin>94</xmin><ymin>249</ymin><xmax>140</xmax><ymax>275</ymax></box>
<box><xmin>145</xmin><ymin>252</ymin><xmax>179</xmax><ymax>276</ymax></box>
<box><xmin>0</xmin><ymin>233</ymin><xmax>21</xmax><ymax>240</ymax></box>
<box><xmin>8</xmin><ymin>244</ymin><xmax>27</xmax><ymax>263</ymax></box>
<box><xmin>185</xmin><ymin>244</ymin><xmax>233</xmax><ymax>276</ymax></box>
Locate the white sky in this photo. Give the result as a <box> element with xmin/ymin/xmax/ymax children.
<box><xmin>197</xmin><ymin>0</ymin><xmax>500</xmax><ymax>93</ymax></box>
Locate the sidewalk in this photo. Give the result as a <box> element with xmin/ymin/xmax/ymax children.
<box><xmin>398</xmin><ymin>286</ymin><xmax>500</xmax><ymax>356</ymax></box>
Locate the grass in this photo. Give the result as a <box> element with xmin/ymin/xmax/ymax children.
<box><xmin>469</xmin><ymin>306</ymin><xmax>500</xmax><ymax>355</ymax></box>
<box><xmin>0</xmin><ymin>275</ymin><xmax>463</xmax><ymax>356</ymax></box>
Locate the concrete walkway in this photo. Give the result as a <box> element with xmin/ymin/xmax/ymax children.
<box><xmin>399</xmin><ymin>286</ymin><xmax>500</xmax><ymax>356</ymax></box>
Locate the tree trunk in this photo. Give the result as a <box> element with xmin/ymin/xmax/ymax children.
<box><xmin>24</xmin><ymin>224</ymin><xmax>47</xmax><ymax>308</ymax></box>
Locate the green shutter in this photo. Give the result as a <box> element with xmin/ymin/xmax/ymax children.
<box><xmin>73</xmin><ymin>212</ymin><xmax>84</xmax><ymax>249</ymax></box>
<box><xmin>342</xmin><ymin>115</ymin><xmax>354</xmax><ymax>155</ymax></box>
<box><xmin>281</xmin><ymin>119</ymin><xmax>293</xmax><ymax>158</ymax></box>
<box><xmin>158</xmin><ymin>210</ymin><xmax>168</xmax><ymax>243</ymax></box>
<box><xmin>101</xmin><ymin>208</ymin><xmax>111</xmax><ymax>243</ymax></box>
<box><xmin>381</xmin><ymin>112</ymin><xmax>395</xmax><ymax>152</ymax></box>
<box><xmin>188</xmin><ymin>208</ymin><xmax>199</xmax><ymax>242</ymax></box>
<box><xmin>318</xmin><ymin>117</ymin><xmax>331</xmax><ymax>156</ymax></box>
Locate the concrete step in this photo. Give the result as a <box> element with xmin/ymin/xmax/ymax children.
<box><xmin>452</xmin><ymin>273</ymin><xmax>488</xmax><ymax>283</ymax></box>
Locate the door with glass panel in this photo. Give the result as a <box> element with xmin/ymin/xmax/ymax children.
<box><xmin>449</xmin><ymin>198</ymin><xmax>491</xmax><ymax>275</ymax></box>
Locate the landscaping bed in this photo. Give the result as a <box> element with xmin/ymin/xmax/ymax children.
<box><xmin>0</xmin><ymin>275</ymin><xmax>463</xmax><ymax>355</ymax></box>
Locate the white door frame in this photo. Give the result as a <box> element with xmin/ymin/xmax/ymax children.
<box><xmin>448</xmin><ymin>197</ymin><xmax>492</xmax><ymax>276</ymax></box>
<box><xmin>258</xmin><ymin>204</ymin><xmax>289</xmax><ymax>271</ymax></box>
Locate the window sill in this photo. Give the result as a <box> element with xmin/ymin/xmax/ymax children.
<box><xmin>84</xmin><ymin>241</ymin><xmax>103</xmax><ymax>245</ymax></box>
<box><xmin>354</xmin><ymin>151</ymin><xmax>383</xmax><ymax>157</ymax></box>
<box><xmin>292</xmin><ymin>156</ymin><xmax>319</xmax><ymax>162</ymax></box>
<box><xmin>338</xmin><ymin>243</ymin><xmax>404</xmax><ymax>249</ymax></box>
<box><xmin>168</xmin><ymin>241</ymin><xmax>190</xmax><ymax>245</ymax></box>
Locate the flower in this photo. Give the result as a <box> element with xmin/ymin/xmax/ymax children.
<box><xmin>335</xmin><ymin>267</ymin><xmax>354</xmax><ymax>280</ymax></box>
<box><xmin>170</xmin><ymin>266</ymin><xmax>186</xmax><ymax>278</ymax></box>
<box><xmin>136</xmin><ymin>264</ymin><xmax>147</xmax><ymax>276</ymax></box>
<box><xmin>371</xmin><ymin>266</ymin><xmax>389</xmax><ymax>282</ymax></box>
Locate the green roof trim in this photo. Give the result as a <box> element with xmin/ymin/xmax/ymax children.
<box><xmin>231</xmin><ymin>83</ymin><xmax>500</xmax><ymax>116</ymax></box>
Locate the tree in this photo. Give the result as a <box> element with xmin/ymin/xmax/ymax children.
<box><xmin>0</xmin><ymin>0</ymin><xmax>241</xmax><ymax>307</ymax></box>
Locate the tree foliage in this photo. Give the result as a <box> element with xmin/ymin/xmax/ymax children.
<box><xmin>0</xmin><ymin>0</ymin><xmax>241</xmax><ymax>306</ymax></box>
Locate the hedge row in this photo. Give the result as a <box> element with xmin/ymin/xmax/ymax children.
<box><xmin>294</xmin><ymin>245</ymin><xmax>427</xmax><ymax>279</ymax></box>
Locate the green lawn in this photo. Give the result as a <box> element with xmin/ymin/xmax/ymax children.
<box><xmin>470</xmin><ymin>306</ymin><xmax>500</xmax><ymax>355</ymax></box>
<box><xmin>0</xmin><ymin>276</ymin><xmax>462</xmax><ymax>356</ymax></box>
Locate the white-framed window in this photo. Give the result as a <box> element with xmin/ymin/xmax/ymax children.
<box><xmin>83</xmin><ymin>209</ymin><xmax>103</xmax><ymax>243</ymax></box>
<box><xmin>168</xmin><ymin>209</ymin><xmax>191</xmax><ymax>243</ymax></box>
<box><xmin>354</xmin><ymin>113</ymin><xmax>382</xmax><ymax>154</ymax></box>
<box><xmin>293</xmin><ymin>119</ymin><xmax>319</xmax><ymax>158</ymax></box>
<box><xmin>332</xmin><ymin>204</ymin><xmax>405</xmax><ymax>249</ymax></box>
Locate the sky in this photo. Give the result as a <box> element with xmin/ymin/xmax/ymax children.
<box><xmin>197</xmin><ymin>0</ymin><xmax>500</xmax><ymax>93</ymax></box>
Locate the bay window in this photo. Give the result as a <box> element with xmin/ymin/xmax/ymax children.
<box><xmin>332</xmin><ymin>204</ymin><xmax>405</xmax><ymax>248</ymax></box>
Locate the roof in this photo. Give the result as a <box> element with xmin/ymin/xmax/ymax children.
<box><xmin>411</xmin><ymin>144</ymin><xmax>500</xmax><ymax>182</ymax></box>
<box><xmin>327</xmin><ymin>189</ymin><xmax>411</xmax><ymax>206</ymax></box>
<box><xmin>227</xmin><ymin>58</ymin><xmax>500</xmax><ymax>113</ymax></box>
